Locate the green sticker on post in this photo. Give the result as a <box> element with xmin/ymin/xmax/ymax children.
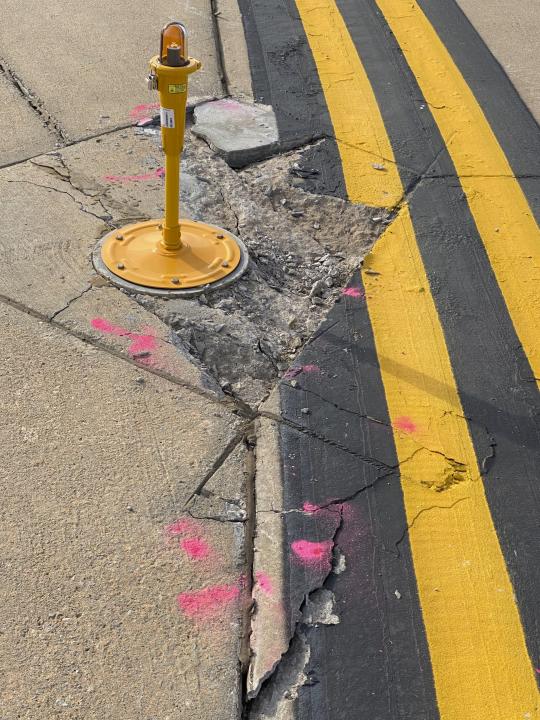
<box><xmin>168</xmin><ymin>83</ymin><xmax>187</xmax><ymax>94</ymax></box>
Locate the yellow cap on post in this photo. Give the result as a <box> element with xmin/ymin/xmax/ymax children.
<box><xmin>94</xmin><ymin>22</ymin><xmax>248</xmax><ymax>297</ymax></box>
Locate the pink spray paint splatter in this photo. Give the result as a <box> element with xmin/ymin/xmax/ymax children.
<box><xmin>165</xmin><ymin>518</ymin><xmax>197</xmax><ymax>536</ymax></box>
<box><xmin>283</xmin><ymin>364</ymin><xmax>321</xmax><ymax>380</ymax></box>
<box><xmin>342</xmin><ymin>287</ymin><xmax>365</xmax><ymax>299</ymax></box>
<box><xmin>91</xmin><ymin>317</ymin><xmax>158</xmax><ymax>365</ymax></box>
<box><xmin>181</xmin><ymin>537</ymin><xmax>211</xmax><ymax>560</ymax></box>
<box><xmin>129</xmin><ymin>102</ymin><xmax>160</xmax><ymax>121</ymax></box>
<box><xmin>255</xmin><ymin>571</ymin><xmax>273</xmax><ymax>595</ymax></box>
<box><xmin>291</xmin><ymin>539</ymin><xmax>333</xmax><ymax>568</ymax></box>
<box><xmin>393</xmin><ymin>416</ymin><xmax>417</xmax><ymax>434</ymax></box>
<box><xmin>104</xmin><ymin>167</ymin><xmax>164</xmax><ymax>184</ymax></box>
<box><xmin>302</xmin><ymin>502</ymin><xmax>321</xmax><ymax>514</ymax></box>
<box><xmin>177</xmin><ymin>583</ymin><xmax>240</xmax><ymax>618</ymax></box>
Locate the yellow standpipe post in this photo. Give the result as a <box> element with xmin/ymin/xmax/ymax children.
<box><xmin>94</xmin><ymin>22</ymin><xmax>248</xmax><ymax>296</ymax></box>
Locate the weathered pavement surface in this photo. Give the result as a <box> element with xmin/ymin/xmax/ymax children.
<box><xmin>1</xmin><ymin>0</ymin><xmax>539</xmax><ymax>719</ymax></box>
<box><xmin>0</xmin><ymin>0</ymin><xmax>384</xmax><ymax>715</ymax></box>
<box><xmin>240</xmin><ymin>1</ymin><xmax>540</xmax><ymax>719</ymax></box>
<box><xmin>0</xmin><ymin>3</ymin><xmax>256</xmax><ymax>718</ymax></box>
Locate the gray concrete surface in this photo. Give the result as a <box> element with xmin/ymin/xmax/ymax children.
<box><xmin>0</xmin><ymin>114</ymin><xmax>254</xmax><ymax>720</ymax></box>
<box><xmin>455</xmin><ymin>0</ymin><xmax>540</xmax><ymax>123</ymax></box>
<box><xmin>0</xmin><ymin>70</ymin><xmax>56</xmax><ymax>166</ymax></box>
<box><xmin>0</xmin><ymin>0</ymin><xmax>224</xmax><ymax>141</ymax></box>
<box><xmin>193</xmin><ymin>99</ymin><xmax>279</xmax><ymax>167</ymax></box>
<box><xmin>215</xmin><ymin>0</ymin><xmax>254</xmax><ymax>102</ymax></box>
<box><xmin>0</xmin><ymin>299</ymin><xmax>246</xmax><ymax>719</ymax></box>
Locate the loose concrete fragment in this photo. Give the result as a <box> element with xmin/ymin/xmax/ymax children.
<box><xmin>192</xmin><ymin>99</ymin><xmax>279</xmax><ymax>167</ymax></box>
<box><xmin>248</xmin><ymin>634</ymin><xmax>310</xmax><ymax>720</ymax></box>
<box><xmin>248</xmin><ymin>416</ymin><xmax>288</xmax><ymax>698</ymax></box>
<box><xmin>302</xmin><ymin>588</ymin><xmax>339</xmax><ymax>626</ymax></box>
<box><xmin>53</xmin><ymin>285</ymin><xmax>224</xmax><ymax>398</ymax></box>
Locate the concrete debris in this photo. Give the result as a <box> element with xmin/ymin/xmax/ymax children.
<box><xmin>247</xmin><ymin>634</ymin><xmax>311</xmax><ymax>720</ymax></box>
<box><xmin>15</xmin><ymin>122</ymin><xmax>387</xmax><ymax>406</ymax></box>
<box><xmin>332</xmin><ymin>548</ymin><xmax>347</xmax><ymax>575</ymax></box>
<box><xmin>192</xmin><ymin>99</ymin><xmax>279</xmax><ymax>168</ymax></box>
<box><xmin>302</xmin><ymin>588</ymin><xmax>340</xmax><ymax>626</ymax></box>
<box><xmin>138</xmin><ymin>136</ymin><xmax>388</xmax><ymax>406</ymax></box>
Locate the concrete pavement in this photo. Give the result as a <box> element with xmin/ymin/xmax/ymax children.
<box><xmin>0</xmin><ymin>1</ymin><xmax>255</xmax><ymax>717</ymax></box>
<box><xmin>455</xmin><ymin>0</ymin><xmax>540</xmax><ymax>122</ymax></box>
<box><xmin>0</xmin><ymin>300</ymin><xmax>247</xmax><ymax>718</ymax></box>
<box><xmin>0</xmin><ymin>0</ymin><xmax>223</xmax><ymax>143</ymax></box>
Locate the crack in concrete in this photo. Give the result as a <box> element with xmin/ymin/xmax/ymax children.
<box><xmin>5</xmin><ymin>178</ymin><xmax>114</xmax><ymax>228</ymax></box>
<box><xmin>0</xmin><ymin>59</ymin><xmax>69</xmax><ymax>142</ymax></box>
<box><xmin>49</xmin><ymin>284</ymin><xmax>93</xmax><ymax>321</ymax></box>
<box><xmin>282</xmin><ymin>380</ymin><xmax>388</xmax><ymax>426</ymax></box>
<box><xmin>0</xmin><ymin>122</ymin><xmax>136</xmax><ymax>171</ymax></box>
<box><xmin>260</xmin><ymin>409</ymin><xmax>396</xmax><ymax>474</ymax></box>
<box><xmin>0</xmin><ymin>290</ymin><xmax>245</xmax><ymax>414</ymax></box>
<box><xmin>184</xmin><ymin>428</ymin><xmax>253</xmax><ymax>506</ymax></box>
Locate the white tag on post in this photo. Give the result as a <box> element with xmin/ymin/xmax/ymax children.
<box><xmin>160</xmin><ymin>107</ymin><xmax>175</xmax><ymax>129</ymax></box>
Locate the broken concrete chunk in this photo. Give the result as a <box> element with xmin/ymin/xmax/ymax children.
<box><xmin>302</xmin><ymin>588</ymin><xmax>340</xmax><ymax>626</ymax></box>
<box><xmin>192</xmin><ymin>99</ymin><xmax>279</xmax><ymax>168</ymax></box>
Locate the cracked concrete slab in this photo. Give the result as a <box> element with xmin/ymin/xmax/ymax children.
<box><xmin>0</xmin><ymin>0</ymin><xmax>223</xmax><ymax>141</ymax></box>
<box><xmin>0</xmin><ymin>298</ymin><xmax>245</xmax><ymax>719</ymax></box>
<box><xmin>54</xmin><ymin>284</ymin><xmax>225</xmax><ymax>400</ymax></box>
<box><xmin>248</xmin><ymin>415</ymin><xmax>288</xmax><ymax>699</ymax></box>
<box><xmin>0</xmin><ymin>161</ymin><xmax>100</xmax><ymax>318</ymax></box>
<box><xmin>0</xmin><ymin>70</ymin><xmax>57</xmax><ymax>166</ymax></box>
<box><xmin>188</xmin><ymin>441</ymin><xmax>249</xmax><ymax>521</ymax></box>
<box><xmin>18</xmin><ymin>125</ymin><xmax>385</xmax><ymax>407</ymax></box>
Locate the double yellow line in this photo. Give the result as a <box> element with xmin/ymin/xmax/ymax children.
<box><xmin>295</xmin><ymin>0</ymin><xmax>539</xmax><ymax>716</ymax></box>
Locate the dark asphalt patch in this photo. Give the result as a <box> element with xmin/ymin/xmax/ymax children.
<box><xmin>236</xmin><ymin>0</ymin><xmax>347</xmax><ymax>198</ymax></box>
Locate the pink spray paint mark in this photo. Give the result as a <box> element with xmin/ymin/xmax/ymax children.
<box><xmin>302</xmin><ymin>502</ymin><xmax>321</xmax><ymax>514</ymax></box>
<box><xmin>393</xmin><ymin>416</ymin><xmax>417</xmax><ymax>434</ymax></box>
<box><xmin>255</xmin><ymin>571</ymin><xmax>273</xmax><ymax>595</ymax></box>
<box><xmin>177</xmin><ymin>583</ymin><xmax>240</xmax><ymax>618</ymax></box>
<box><xmin>291</xmin><ymin>539</ymin><xmax>333</xmax><ymax>567</ymax></box>
<box><xmin>104</xmin><ymin>167</ymin><xmax>164</xmax><ymax>184</ymax></box>
<box><xmin>165</xmin><ymin>518</ymin><xmax>196</xmax><ymax>536</ymax></box>
<box><xmin>91</xmin><ymin>317</ymin><xmax>158</xmax><ymax>365</ymax></box>
<box><xmin>536</xmin><ymin>668</ymin><xmax>540</xmax><ymax>674</ymax></box>
<box><xmin>181</xmin><ymin>537</ymin><xmax>211</xmax><ymax>560</ymax></box>
<box><xmin>129</xmin><ymin>102</ymin><xmax>160</xmax><ymax>121</ymax></box>
<box><xmin>283</xmin><ymin>364</ymin><xmax>321</xmax><ymax>380</ymax></box>
<box><xmin>342</xmin><ymin>287</ymin><xmax>365</xmax><ymax>299</ymax></box>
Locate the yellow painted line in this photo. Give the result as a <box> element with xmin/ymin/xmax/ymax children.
<box><xmin>374</xmin><ymin>0</ymin><xmax>540</xmax><ymax>386</ymax></box>
<box><xmin>294</xmin><ymin>0</ymin><xmax>403</xmax><ymax>208</ymax></box>
<box><xmin>363</xmin><ymin>208</ymin><xmax>538</xmax><ymax>718</ymax></box>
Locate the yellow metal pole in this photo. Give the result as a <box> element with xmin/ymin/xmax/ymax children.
<box><xmin>149</xmin><ymin>37</ymin><xmax>201</xmax><ymax>252</ymax></box>
<box><xmin>96</xmin><ymin>22</ymin><xmax>246</xmax><ymax>293</ymax></box>
<box><xmin>163</xmin><ymin>151</ymin><xmax>181</xmax><ymax>250</ymax></box>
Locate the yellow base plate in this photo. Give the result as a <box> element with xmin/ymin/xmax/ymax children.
<box><xmin>99</xmin><ymin>219</ymin><xmax>243</xmax><ymax>290</ymax></box>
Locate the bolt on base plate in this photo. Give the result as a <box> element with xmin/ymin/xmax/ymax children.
<box><xmin>93</xmin><ymin>219</ymin><xmax>249</xmax><ymax>298</ymax></box>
